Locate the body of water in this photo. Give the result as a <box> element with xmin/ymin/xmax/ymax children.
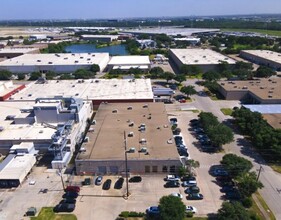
<box><xmin>65</xmin><ymin>44</ymin><xmax>128</xmax><ymax>55</ymax></box>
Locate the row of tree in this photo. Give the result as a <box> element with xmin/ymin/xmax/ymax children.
<box><xmin>198</xmin><ymin>112</ymin><xmax>234</xmax><ymax>148</ymax></box>
<box><xmin>232</xmin><ymin>107</ymin><xmax>281</xmax><ymax>161</ymax></box>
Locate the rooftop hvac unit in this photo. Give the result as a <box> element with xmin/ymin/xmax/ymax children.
<box><xmin>143</xmin><ymin>104</ymin><xmax>148</xmax><ymax>108</ymax></box>
<box><xmin>129</xmin><ymin>122</ymin><xmax>134</xmax><ymax>127</ymax></box>
<box><xmin>112</xmin><ymin>109</ymin><xmax>118</xmax><ymax>113</ymax></box>
<box><xmin>140</xmin><ymin>138</ymin><xmax>147</xmax><ymax>144</ymax></box>
<box><xmin>139</xmin><ymin>147</ymin><xmax>147</xmax><ymax>153</ymax></box>
<box><xmin>127</xmin><ymin>148</ymin><xmax>136</xmax><ymax>153</ymax></box>
<box><xmin>268</xmin><ymin>95</ymin><xmax>273</xmax><ymax>98</ymax></box>
<box><xmin>128</xmin><ymin>132</ymin><xmax>134</xmax><ymax>137</ymax></box>
<box><xmin>127</xmin><ymin>106</ymin><xmax>133</xmax><ymax>110</ymax></box>
<box><xmin>269</xmin><ymin>90</ymin><xmax>273</xmax><ymax>93</ymax></box>
<box><xmin>242</xmin><ymin>86</ymin><xmax>248</xmax><ymax>89</ymax></box>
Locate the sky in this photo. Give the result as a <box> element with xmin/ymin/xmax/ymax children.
<box><xmin>0</xmin><ymin>0</ymin><xmax>281</xmax><ymax>20</ymax></box>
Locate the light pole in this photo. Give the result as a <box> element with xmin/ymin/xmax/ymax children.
<box><xmin>124</xmin><ymin>131</ymin><xmax>129</xmax><ymax>198</ymax></box>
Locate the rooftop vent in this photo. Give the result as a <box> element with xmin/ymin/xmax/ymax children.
<box><xmin>128</xmin><ymin>132</ymin><xmax>134</xmax><ymax>137</ymax></box>
<box><xmin>127</xmin><ymin>148</ymin><xmax>136</xmax><ymax>153</ymax></box>
<box><xmin>242</xmin><ymin>86</ymin><xmax>248</xmax><ymax>89</ymax></box>
<box><xmin>143</xmin><ymin>104</ymin><xmax>148</xmax><ymax>108</ymax></box>
<box><xmin>139</xmin><ymin>147</ymin><xmax>147</xmax><ymax>153</ymax></box>
<box><xmin>260</xmin><ymin>86</ymin><xmax>265</xmax><ymax>89</ymax></box>
<box><xmin>75</xmin><ymin>60</ymin><xmax>79</xmax><ymax>63</ymax></box>
<box><xmin>48</xmin><ymin>62</ymin><xmax>53</xmax><ymax>64</ymax></box>
<box><xmin>140</xmin><ymin>138</ymin><xmax>147</xmax><ymax>144</ymax></box>
<box><xmin>269</xmin><ymin>90</ymin><xmax>273</xmax><ymax>93</ymax></box>
<box><xmin>127</xmin><ymin>106</ymin><xmax>133</xmax><ymax>110</ymax></box>
<box><xmin>268</xmin><ymin>95</ymin><xmax>273</xmax><ymax>98</ymax></box>
<box><xmin>112</xmin><ymin>109</ymin><xmax>118</xmax><ymax>113</ymax></box>
<box><xmin>37</xmin><ymin>60</ymin><xmax>41</xmax><ymax>62</ymax></box>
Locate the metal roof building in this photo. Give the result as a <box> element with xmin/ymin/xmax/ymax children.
<box><xmin>107</xmin><ymin>55</ymin><xmax>151</xmax><ymax>71</ymax></box>
<box><xmin>0</xmin><ymin>154</ymin><xmax>36</xmax><ymax>188</ymax></box>
<box><xmin>0</xmin><ymin>53</ymin><xmax>110</xmax><ymax>73</ymax></box>
<box><xmin>242</xmin><ymin>104</ymin><xmax>281</xmax><ymax>114</ymax></box>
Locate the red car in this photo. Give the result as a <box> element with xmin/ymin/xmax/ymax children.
<box><xmin>65</xmin><ymin>186</ymin><xmax>80</xmax><ymax>193</ymax></box>
<box><xmin>179</xmin><ymin>99</ymin><xmax>186</xmax><ymax>103</ymax></box>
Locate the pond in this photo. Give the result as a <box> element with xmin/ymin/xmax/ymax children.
<box><xmin>65</xmin><ymin>43</ymin><xmax>128</xmax><ymax>55</ymax></box>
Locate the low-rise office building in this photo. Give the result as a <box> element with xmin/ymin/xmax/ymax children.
<box><xmin>240</xmin><ymin>50</ymin><xmax>281</xmax><ymax>71</ymax></box>
<box><xmin>75</xmin><ymin>102</ymin><xmax>182</xmax><ymax>175</ymax></box>
<box><xmin>218</xmin><ymin>78</ymin><xmax>281</xmax><ymax>104</ymax></box>
<box><xmin>169</xmin><ymin>48</ymin><xmax>236</xmax><ymax>72</ymax></box>
<box><xmin>0</xmin><ymin>53</ymin><xmax>110</xmax><ymax>73</ymax></box>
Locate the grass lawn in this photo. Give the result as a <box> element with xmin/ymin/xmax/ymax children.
<box><xmin>220</xmin><ymin>108</ymin><xmax>233</xmax><ymax>116</ymax></box>
<box><xmin>185</xmin><ymin>217</ymin><xmax>208</xmax><ymax>220</ymax></box>
<box><xmin>270</xmin><ymin>164</ymin><xmax>281</xmax><ymax>174</ymax></box>
<box><xmin>222</xmin><ymin>28</ymin><xmax>281</xmax><ymax>37</ymax></box>
<box><xmin>250</xmin><ymin>192</ymin><xmax>276</xmax><ymax>220</ymax></box>
<box><xmin>30</xmin><ymin>207</ymin><xmax>77</xmax><ymax>220</ymax></box>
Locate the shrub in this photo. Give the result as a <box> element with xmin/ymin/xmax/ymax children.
<box><xmin>186</xmin><ymin>212</ymin><xmax>193</xmax><ymax>218</ymax></box>
<box><xmin>242</xmin><ymin>197</ymin><xmax>253</xmax><ymax>208</ymax></box>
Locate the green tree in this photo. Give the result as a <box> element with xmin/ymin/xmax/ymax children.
<box><xmin>159</xmin><ymin>196</ymin><xmax>186</xmax><ymax>220</ymax></box>
<box><xmin>217</xmin><ymin>201</ymin><xmax>251</xmax><ymax>220</ymax></box>
<box><xmin>150</xmin><ymin>66</ymin><xmax>164</xmax><ymax>79</ymax></box>
<box><xmin>161</xmin><ymin>72</ymin><xmax>174</xmax><ymax>83</ymax></box>
<box><xmin>202</xmin><ymin>70</ymin><xmax>221</xmax><ymax>81</ymax></box>
<box><xmin>180</xmin><ymin>64</ymin><xmax>190</xmax><ymax>75</ymax></box>
<box><xmin>254</xmin><ymin>66</ymin><xmax>276</xmax><ymax>78</ymax></box>
<box><xmin>180</xmin><ymin>85</ymin><xmax>196</xmax><ymax>98</ymax></box>
<box><xmin>221</xmin><ymin>154</ymin><xmax>253</xmax><ymax>178</ymax></box>
<box><xmin>0</xmin><ymin>70</ymin><xmax>12</xmax><ymax>80</ymax></box>
<box><xmin>174</xmin><ymin>74</ymin><xmax>186</xmax><ymax>84</ymax></box>
<box><xmin>59</xmin><ymin>74</ymin><xmax>73</xmax><ymax>80</ymax></box>
<box><xmin>233</xmin><ymin>61</ymin><xmax>254</xmax><ymax>80</ymax></box>
<box><xmin>45</xmin><ymin>71</ymin><xmax>56</xmax><ymax>80</ymax></box>
<box><xmin>73</xmin><ymin>69</ymin><xmax>95</xmax><ymax>79</ymax></box>
<box><xmin>207</xmin><ymin>124</ymin><xmax>234</xmax><ymax>147</ymax></box>
<box><xmin>17</xmin><ymin>73</ymin><xmax>25</xmax><ymax>80</ymax></box>
<box><xmin>236</xmin><ymin>172</ymin><xmax>263</xmax><ymax>198</ymax></box>
<box><xmin>29</xmin><ymin>72</ymin><xmax>41</xmax><ymax>81</ymax></box>
<box><xmin>90</xmin><ymin>64</ymin><xmax>100</xmax><ymax>73</ymax></box>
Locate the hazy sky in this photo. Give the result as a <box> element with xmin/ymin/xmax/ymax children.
<box><xmin>1</xmin><ymin>0</ymin><xmax>281</xmax><ymax>20</ymax></box>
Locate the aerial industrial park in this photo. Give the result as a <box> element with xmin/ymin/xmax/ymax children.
<box><xmin>0</xmin><ymin>3</ymin><xmax>281</xmax><ymax>220</ymax></box>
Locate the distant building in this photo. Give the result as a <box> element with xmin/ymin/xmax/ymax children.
<box><xmin>0</xmin><ymin>53</ymin><xmax>110</xmax><ymax>73</ymax></box>
<box><xmin>173</xmin><ymin>37</ymin><xmax>200</xmax><ymax>45</ymax></box>
<box><xmin>81</xmin><ymin>35</ymin><xmax>119</xmax><ymax>43</ymax></box>
<box><xmin>0</xmin><ymin>81</ymin><xmax>25</xmax><ymax>101</ymax></box>
<box><xmin>240</xmin><ymin>50</ymin><xmax>281</xmax><ymax>71</ymax></box>
<box><xmin>0</xmin><ymin>47</ymin><xmax>39</xmax><ymax>59</ymax></box>
<box><xmin>108</xmin><ymin>55</ymin><xmax>151</xmax><ymax>71</ymax></box>
<box><xmin>29</xmin><ymin>35</ymin><xmax>47</xmax><ymax>41</ymax></box>
<box><xmin>169</xmin><ymin>48</ymin><xmax>236</xmax><ymax>72</ymax></box>
<box><xmin>136</xmin><ymin>39</ymin><xmax>156</xmax><ymax>49</ymax></box>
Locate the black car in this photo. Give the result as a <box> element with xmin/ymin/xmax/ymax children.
<box><xmin>102</xmin><ymin>179</ymin><xmax>112</xmax><ymax>190</ymax></box>
<box><xmin>62</xmin><ymin>191</ymin><xmax>78</xmax><ymax>199</ymax></box>
<box><xmin>114</xmin><ymin>177</ymin><xmax>124</xmax><ymax>189</ymax></box>
<box><xmin>187</xmin><ymin>193</ymin><xmax>203</xmax><ymax>200</ymax></box>
<box><xmin>129</xmin><ymin>176</ymin><xmax>142</xmax><ymax>183</ymax></box>
<box><xmin>178</xmin><ymin>148</ymin><xmax>189</xmax><ymax>157</ymax></box>
<box><xmin>53</xmin><ymin>203</ymin><xmax>75</xmax><ymax>213</ymax></box>
<box><xmin>181</xmin><ymin>176</ymin><xmax>196</xmax><ymax>182</ymax></box>
<box><xmin>164</xmin><ymin>181</ymin><xmax>180</xmax><ymax>188</ymax></box>
<box><xmin>59</xmin><ymin>198</ymin><xmax>76</xmax><ymax>204</ymax></box>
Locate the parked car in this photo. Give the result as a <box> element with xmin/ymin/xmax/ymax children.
<box><xmin>114</xmin><ymin>177</ymin><xmax>124</xmax><ymax>189</ymax></box>
<box><xmin>102</xmin><ymin>179</ymin><xmax>112</xmax><ymax>190</ymax></box>
<box><xmin>65</xmin><ymin>186</ymin><xmax>80</xmax><ymax>193</ymax></box>
<box><xmin>59</xmin><ymin>198</ymin><xmax>76</xmax><ymax>204</ymax></box>
<box><xmin>95</xmin><ymin>176</ymin><xmax>103</xmax><ymax>185</ymax></box>
<box><xmin>53</xmin><ymin>203</ymin><xmax>75</xmax><ymax>213</ymax></box>
<box><xmin>62</xmin><ymin>191</ymin><xmax>78</xmax><ymax>199</ymax></box>
<box><xmin>164</xmin><ymin>181</ymin><xmax>180</xmax><ymax>188</ymax></box>
<box><xmin>170</xmin><ymin>118</ymin><xmax>178</xmax><ymax>125</ymax></box>
<box><xmin>182</xmin><ymin>180</ymin><xmax>197</xmax><ymax>187</ymax></box>
<box><xmin>178</xmin><ymin>148</ymin><xmax>189</xmax><ymax>157</ymax></box>
<box><xmin>181</xmin><ymin>176</ymin><xmax>196</xmax><ymax>182</ymax></box>
<box><xmin>170</xmin><ymin>193</ymin><xmax>183</xmax><ymax>199</ymax></box>
<box><xmin>189</xmin><ymin>119</ymin><xmax>199</xmax><ymax>124</ymax></box>
<box><xmin>187</xmin><ymin>193</ymin><xmax>203</xmax><ymax>200</ymax></box>
<box><xmin>186</xmin><ymin>205</ymin><xmax>197</xmax><ymax>214</ymax></box>
<box><xmin>129</xmin><ymin>176</ymin><xmax>142</xmax><ymax>183</ymax></box>
<box><xmin>213</xmin><ymin>169</ymin><xmax>229</xmax><ymax>177</ymax></box>
<box><xmin>146</xmin><ymin>206</ymin><xmax>160</xmax><ymax>215</ymax></box>
<box><xmin>184</xmin><ymin>186</ymin><xmax>200</xmax><ymax>194</ymax></box>
<box><xmin>165</xmin><ymin>175</ymin><xmax>180</xmax><ymax>181</ymax></box>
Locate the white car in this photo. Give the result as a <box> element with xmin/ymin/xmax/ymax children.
<box><xmin>170</xmin><ymin>193</ymin><xmax>183</xmax><ymax>199</ymax></box>
<box><xmin>165</xmin><ymin>175</ymin><xmax>180</xmax><ymax>181</ymax></box>
<box><xmin>186</xmin><ymin>205</ymin><xmax>197</xmax><ymax>214</ymax></box>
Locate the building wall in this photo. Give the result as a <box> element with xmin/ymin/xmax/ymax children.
<box><xmin>218</xmin><ymin>85</ymin><xmax>249</xmax><ymax>100</ymax></box>
<box><xmin>75</xmin><ymin>159</ymin><xmax>182</xmax><ymax>175</ymax></box>
<box><xmin>92</xmin><ymin>99</ymin><xmax>154</xmax><ymax>109</ymax></box>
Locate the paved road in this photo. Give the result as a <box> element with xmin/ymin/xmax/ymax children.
<box><xmin>171</xmin><ymin>79</ymin><xmax>281</xmax><ymax>219</ymax></box>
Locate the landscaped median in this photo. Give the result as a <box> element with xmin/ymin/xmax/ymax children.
<box><xmin>30</xmin><ymin>207</ymin><xmax>77</xmax><ymax>220</ymax></box>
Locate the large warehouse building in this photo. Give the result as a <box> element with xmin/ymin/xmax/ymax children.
<box><xmin>9</xmin><ymin>79</ymin><xmax>154</xmax><ymax>106</ymax></box>
<box><xmin>0</xmin><ymin>47</ymin><xmax>40</xmax><ymax>59</ymax></box>
<box><xmin>75</xmin><ymin>102</ymin><xmax>182</xmax><ymax>175</ymax></box>
<box><xmin>0</xmin><ymin>53</ymin><xmax>110</xmax><ymax>73</ymax></box>
<box><xmin>218</xmin><ymin>78</ymin><xmax>281</xmax><ymax>104</ymax></box>
<box><xmin>107</xmin><ymin>56</ymin><xmax>151</xmax><ymax>71</ymax></box>
<box><xmin>169</xmin><ymin>48</ymin><xmax>236</xmax><ymax>72</ymax></box>
<box><xmin>240</xmin><ymin>50</ymin><xmax>281</xmax><ymax>71</ymax></box>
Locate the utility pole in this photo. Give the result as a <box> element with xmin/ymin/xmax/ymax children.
<box><xmin>256</xmin><ymin>165</ymin><xmax>263</xmax><ymax>181</ymax></box>
<box><xmin>124</xmin><ymin>131</ymin><xmax>129</xmax><ymax>198</ymax></box>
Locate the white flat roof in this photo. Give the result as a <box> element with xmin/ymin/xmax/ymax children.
<box><xmin>241</xmin><ymin>50</ymin><xmax>281</xmax><ymax>64</ymax></box>
<box><xmin>81</xmin><ymin>35</ymin><xmax>119</xmax><ymax>39</ymax></box>
<box><xmin>170</xmin><ymin>48</ymin><xmax>236</xmax><ymax>65</ymax></box>
<box><xmin>113</xmin><ymin>65</ymin><xmax>149</xmax><ymax>70</ymax></box>
<box><xmin>0</xmin><ymin>53</ymin><xmax>109</xmax><ymax>66</ymax></box>
<box><xmin>108</xmin><ymin>56</ymin><xmax>150</xmax><ymax>66</ymax></box>
<box><xmin>0</xmin><ymin>47</ymin><xmax>38</xmax><ymax>54</ymax></box>
<box><xmin>10</xmin><ymin>79</ymin><xmax>153</xmax><ymax>101</ymax></box>
<box><xmin>0</xmin><ymin>154</ymin><xmax>36</xmax><ymax>180</ymax></box>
